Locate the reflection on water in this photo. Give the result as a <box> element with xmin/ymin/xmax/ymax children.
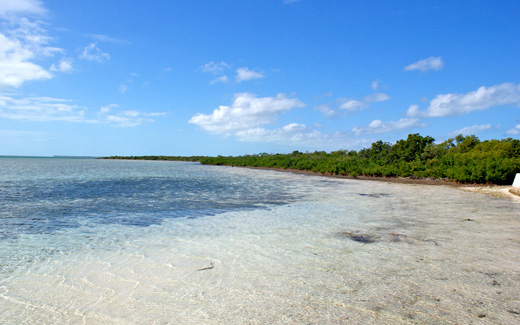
<box><xmin>0</xmin><ymin>159</ymin><xmax>519</xmax><ymax>323</ymax></box>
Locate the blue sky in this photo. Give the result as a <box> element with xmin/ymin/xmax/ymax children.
<box><xmin>0</xmin><ymin>0</ymin><xmax>519</xmax><ymax>156</ymax></box>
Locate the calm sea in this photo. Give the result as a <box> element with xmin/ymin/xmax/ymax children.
<box><xmin>0</xmin><ymin>158</ymin><xmax>519</xmax><ymax>323</ymax></box>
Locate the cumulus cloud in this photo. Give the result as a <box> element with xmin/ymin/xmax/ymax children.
<box><xmin>450</xmin><ymin>124</ymin><xmax>492</xmax><ymax>136</ymax></box>
<box><xmin>507</xmin><ymin>124</ymin><xmax>520</xmax><ymax>135</ymax></box>
<box><xmin>189</xmin><ymin>92</ymin><xmax>304</xmax><ymax>134</ymax></box>
<box><xmin>352</xmin><ymin>118</ymin><xmax>424</xmax><ymax>136</ymax></box>
<box><xmin>0</xmin><ymin>15</ymin><xmax>59</xmax><ymax>87</ymax></box>
<box><xmin>236</xmin><ymin>67</ymin><xmax>264</xmax><ymax>82</ymax></box>
<box><xmin>80</xmin><ymin>43</ymin><xmax>110</xmax><ymax>62</ymax></box>
<box><xmin>0</xmin><ymin>95</ymin><xmax>87</xmax><ymax>122</ymax></box>
<box><xmin>405</xmin><ymin>56</ymin><xmax>444</xmax><ymax>72</ymax></box>
<box><xmin>407</xmin><ymin>83</ymin><xmax>520</xmax><ymax>118</ymax></box>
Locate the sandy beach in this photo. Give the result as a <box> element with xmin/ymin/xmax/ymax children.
<box><xmin>234</xmin><ymin>165</ymin><xmax>520</xmax><ymax>203</ymax></box>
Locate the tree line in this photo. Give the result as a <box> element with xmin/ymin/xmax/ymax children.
<box><xmin>102</xmin><ymin>134</ymin><xmax>520</xmax><ymax>185</ymax></box>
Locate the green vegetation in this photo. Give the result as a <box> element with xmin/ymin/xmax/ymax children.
<box><xmin>102</xmin><ymin>134</ymin><xmax>520</xmax><ymax>185</ymax></box>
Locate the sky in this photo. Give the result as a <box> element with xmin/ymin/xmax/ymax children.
<box><xmin>0</xmin><ymin>0</ymin><xmax>519</xmax><ymax>156</ymax></box>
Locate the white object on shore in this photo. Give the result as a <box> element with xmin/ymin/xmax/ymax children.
<box><xmin>513</xmin><ymin>173</ymin><xmax>520</xmax><ymax>188</ymax></box>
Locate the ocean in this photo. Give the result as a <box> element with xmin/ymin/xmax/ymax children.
<box><xmin>0</xmin><ymin>158</ymin><xmax>519</xmax><ymax>323</ymax></box>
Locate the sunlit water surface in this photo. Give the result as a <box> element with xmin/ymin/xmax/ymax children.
<box><xmin>0</xmin><ymin>158</ymin><xmax>519</xmax><ymax>324</ymax></box>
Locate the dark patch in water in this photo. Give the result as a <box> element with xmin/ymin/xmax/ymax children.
<box><xmin>357</xmin><ymin>193</ymin><xmax>390</xmax><ymax>198</ymax></box>
<box><xmin>340</xmin><ymin>231</ymin><xmax>378</xmax><ymax>243</ymax></box>
<box><xmin>339</xmin><ymin>231</ymin><xmax>438</xmax><ymax>246</ymax></box>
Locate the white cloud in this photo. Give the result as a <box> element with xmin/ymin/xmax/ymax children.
<box><xmin>89</xmin><ymin>34</ymin><xmax>130</xmax><ymax>44</ymax></box>
<box><xmin>507</xmin><ymin>124</ymin><xmax>520</xmax><ymax>135</ymax></box>
<box><xmin>363</xmin><ymin>93</ymin><xmax>391</xmax><ymax>103</ymax></box>
<box><xmin>0</xmin><ymin>96</ymin><xmax>166</xmax><ymax>127</ymax></box>
<box><xmin>99</xmin><ymin>104</ymin><xmax>117</xmax><ymax>114</ymax></box>
<box><xmin>0</xmin><ymin>95</ymin><xmax>87</xmax><ymax>122</ymax></box>
<box><xmin>118</xmin><ymin>85</ymin><xmax>127</xmax><ymax>93</ymax></box>
<box><xmin>236</xmin><ymin>123</ymin><xmax>372</xmax><ymax>151</ymax></box>
<box><xmin>236</xmin><ymin>67</ymin><xmax>264</xmax><ymax>82</ymax></box>
<box><xmin>80</xmin><ymin>43</ymin><xmax>110</xmax><ymax>63</ymax></box>
<box><xmin>339</xmin><ymin>99</ymin><xmax>364</xmax><ymax>111</ymax></box>
<box><xmin>236</xmin><ymin>123</ymin><xmax>317</xmax><ymax>143</ymax></box>
<box><xmin>407</xmin><ymin>83</ymin><xmax>520</xmax><ymax>117</ymax></box>
<box><xmin>97</xmin><ymin>104</ymin><xmax>166</xmax><ymax>127</ymax></box>
<box><xmin>0</xmin><ymin>0</ymin><xmax>47</xmax><ymax>17</ymax></box>
<box><xmin>450</xmin><ymin>124</ymin><xmax>492</xmax><ymax>136</ymax></box>
<box><xmin>352</xmin><ymin>118</ymin><xmax>424</xmax><ymax>136</ymax></box>
<box><xmin>314</xmin><ymin>104</ymin><xmax>336</xmax><ymax>117</ymax></box>
<box><xmin>405</xmin><ymin>56</ymin><xmax>444</xmax><ymax>72</ymax></box>
<box><xmin>370</xmin><ymin>80</ymin><xmax>389</xmax><ymax>91</ymax></box>
<box><xmin>200</xmin><ymin>61</ymin><xmax>230</xmax><ymax>74</ymax></box>
<box><xmin>189</xmin><ymin>92</ymin><xmax>304</xmax><ymax>134</ymax></box>
<box><xmin>210</xmin><ymin>75</ymin><xmax>228</xmax><ymax>84</ymax></box>
<box><xmin>50</xmin><ymin>57</ymin><xmax>72</xmax><ymax>73</ymax></box>
<box><xmin>336</xmin><ymin>93</ymin><xmax>390</xmax><ymax>113</ymax></box>
<box><xmin>0</xmin><ymin>15</ymin><xmax>59</xmax><ymax>88</ymax></box>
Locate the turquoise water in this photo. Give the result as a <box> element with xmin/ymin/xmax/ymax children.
<box><xmin>0</xmin><ymin>158</ymin><xmax>519</xmax><ymax>323</ymax></box>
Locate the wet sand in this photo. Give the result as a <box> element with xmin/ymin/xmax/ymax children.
<box><xmin>236</xmin><ymin>165</ymin><xmax>520</xmax><ymax>203</ymax></box>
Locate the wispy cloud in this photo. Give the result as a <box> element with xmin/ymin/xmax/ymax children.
<box><xmin>450</xmin><ymin>124</ymin><xmax>492</xmax><ymax>136</ymax></box>
<box><xmin>0</xmin><ymin>94</ymin><xmax>166</xmax><ymax>127</ymax></box>
<box><xmin>352</xmin><ymin>118</ymin><xmax>424</xmax><ymax>136</ymax></box>
<box><xmin>407</xmin><ymin>83</ymin><xmax>520</xmax><ymax>117</ymax></box>
<box><xmin>189</xmin><ymin>92</ymin><xmax>304</xmax><ymax>134</ymax></box>
<box><xmin>210</xmin><ymin>75</ymin><xmax>228</xmax><ymax>84</ymax></box>
<box><xmin>88</xmin><ymin>34</ymin><xmax>130</xmax><ymax>44</ymax></box>
<box><xmin>200</xmin><ymin>61</ymin><xmax>230</xmax><ymax>74</ymax></box>
<box><xmin>50</xmin><ymin>57</ymin><xmax>73</xmax><ymax>73</ymax></box>
<box><xmin>405</xmin><ymin>56</ymin><xmax>444</xmax><ymax>72</ymax></box>
<box><xmin>0</xmin><ymin>95</ymin><xmax>87</xmax><ymax>122</ymax></box>
<box><xmin>236</xmin><ymin>123</ymin><xmax>372</xmax><ymax>151</ymax></box>
<box><xmin>335</xmin><ymin>93</ymin><xmax>390</xmax><ymax>113</ymax></box>
<box><xmin>507</xmin><ymin>124</ymin><xmax>520</xmax><ymax>135</ymax></box>
<box><xmin>235</xmin><ymin>67</ymin><xmax>264</xmax><ymax>82</ymax></box>
<box><xmin>314</xmin><ymin>104</ymin><xmax>337</xmax><ymax>117</ymax></box>
<box><xmin>0</xmin><ymin>0</ymin><xmax>47</xmax><ymax>17</ymax></box>
<box><xmin>97</xmin><ymin>104</ymin><xmax>167</xmax><ymax>127</ymax></box>
<box><xmin>80</xmin><ymin>43</ymin><xmax>110</xmax><ymax>63</ymax></box>
<box><xmin>370</xmin><ymin>79</ymin><xmax>388</xmax><ymax>90</ymax></box>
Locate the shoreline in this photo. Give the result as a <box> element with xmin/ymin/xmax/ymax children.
<box><xmin>227</xmin><ymin>165</ymin><xmax>520</xmax><ymax>202</ymax></box>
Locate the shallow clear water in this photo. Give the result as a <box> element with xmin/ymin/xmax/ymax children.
<box><xmin>0</xmin><ymin>158</ymin><xmax>519</xmax><ymax>324</ymax></box>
